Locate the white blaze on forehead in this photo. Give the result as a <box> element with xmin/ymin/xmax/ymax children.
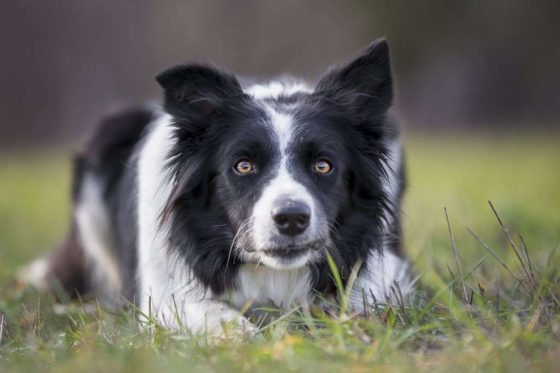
<box><xmin>245</xmin><ymin>80</ymin><xmax>312</xmax><ymax>100</ymax></box>
<box><xmin>267</xmin><ymin>107</ymin><xmax>293</xmax><ymax>154</ymax></box>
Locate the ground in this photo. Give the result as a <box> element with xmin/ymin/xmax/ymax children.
<box><xmin>1</xmin><ymin>132</ymin><xmax>560</xmax><ymax>372</ymax></box>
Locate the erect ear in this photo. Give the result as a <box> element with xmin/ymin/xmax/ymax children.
<box><xmin>156</xmin><ymin>63</ymin><xmax>244</xmax><ymax>118</ymax></box>
<box><xmin>312</xmin><ymin>38</ymin><xmax>394</xmax><ymax>117</ymax></box>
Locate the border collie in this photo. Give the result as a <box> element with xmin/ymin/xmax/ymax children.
<box><xmin>24</xmin><ymin>38</ymin><xmax>412</xmax><ymax>337</ymax></box>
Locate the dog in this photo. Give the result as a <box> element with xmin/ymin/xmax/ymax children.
<box><xmin>24</xmin><ymin>38</ymin><xmax>412</xmax><ymax>337</ymax></box>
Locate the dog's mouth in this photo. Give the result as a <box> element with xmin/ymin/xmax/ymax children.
<box><xmin>259</xmin><ymin>241</ymin><xmax>324</xmax><ymax>260</ymax></box>
<box><xmin>240</xmin><ymin>239</ymin><xmax>327</xmax><ymax>268</ymax></box>
<box><xmin>262</xmin><ymin>245</ymin><xmax>309</xmax><ymax>260</ymax></box>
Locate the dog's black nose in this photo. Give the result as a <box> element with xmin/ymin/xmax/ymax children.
<box><xmin>272</xmin><ymin>201</ymin><xmax>311</xmax><ymax>236</ymax></box>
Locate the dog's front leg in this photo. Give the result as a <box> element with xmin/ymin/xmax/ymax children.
<box><xmin>349</xmin><ymin>251</ymin><xmax>414</xmax><ymax>313</ymax></box>
<box><xmin>147</xmin><ymin>296</ymin><xmax>258</xmax><ymax>341</ymax></box>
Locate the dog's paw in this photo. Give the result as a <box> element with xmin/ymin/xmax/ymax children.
<box><xmin>17</xmin><ymin>258</ymin><xmax>52</xmax><ymax>292</ymax></box>
<box><xmin>208</xmin><ymin>316</ymin><xmax>260</xmax><ymax>343</ymax></box>
<box><xmin>199</xmin><ymin>305</ymin><xmax>260</xmax><ymax>343</ymax></box>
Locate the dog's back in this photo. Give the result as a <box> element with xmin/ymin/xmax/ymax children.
<box><xmin>24</xmin><ymin>104</ymin><xmax>155</xmax><ymax>302</ymax></box>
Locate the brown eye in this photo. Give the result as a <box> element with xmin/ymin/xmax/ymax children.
<box><xmin>315</xmin><ymin>159</ymin><xmax>332</xmax><ymax>174</ymax></box>
<box><xmin>235</xmin><ymin>159</ymin><xmax>253</xmax><ymax>174</ymax></box>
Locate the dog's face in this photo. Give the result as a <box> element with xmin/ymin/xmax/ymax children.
<box><xmin>158</xmin><ymin>39</ymin><xmax>395</xmax><ymax>293</ymax></box>
<box><xmin>214</xmin><ymin>101</ymin><xmax>351</xmax><ymax>270</ymax></box>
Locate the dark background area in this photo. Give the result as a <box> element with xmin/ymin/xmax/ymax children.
<box><xmin>1</xmin><ymin>0</ymin><xmax>559</xmax><ymax>148</ymax></box>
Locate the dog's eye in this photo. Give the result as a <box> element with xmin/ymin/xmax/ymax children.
<box><xmin>235</xmin><ymin>159</ymin><xmax>253</xmax><ymax>174</ymax></box>
<box><xmin>314</xmin><ymin>159</ymin><xmax>332</xmax><ymax>174</ymax></box>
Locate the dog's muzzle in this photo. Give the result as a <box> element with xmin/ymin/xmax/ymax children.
<box><xmin>272</xmin><ymin>200</ymin><xmax>310</xmax><ymax>237</ymax></box>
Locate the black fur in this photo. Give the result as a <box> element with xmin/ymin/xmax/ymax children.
<box><xmin>46</xmin><ymin>39</ymin><xmax>405</xmax><ymax>304</ymax></box>
<box><xmin>156</xmin><ymin>39</ymin><xmax>401</xmax><ymax>296</ymax></box>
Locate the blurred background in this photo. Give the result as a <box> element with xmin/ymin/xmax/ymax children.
<box><xmin>1</xmin><ymin>0</ymin><xmax>560</xmax><ymax>147</ymax></box>
<box><xmin>0</xmin><ymin>1</ymin><xmax>559</xmax><ymax>281</ymax></box>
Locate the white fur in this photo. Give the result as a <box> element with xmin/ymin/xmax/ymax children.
<box><xmin>245</xmin><ymin>80</ymin><xmax>312</xmax><ymax>100</ymax></box>
<box><xmin>75</xmin><ymin>174</ymin><xmax>122</xmax><ymax>299</ymax></box>
<box><xmin>20</xmin><ymin>258</ymin><xmax>51</xmax><ymax>291</ymax></box>
<box><xmin>266</xmin><ymin>106</ymin><xmax>293</xmax><ymax>153</ymax></box>
<box><xmin>384</xmin><ymin>136</ymin><xmax>403</xmax><ymax>204</ymax></box>
<box><xmin>350</xmin><ymin>251</ymin><xmax>414</xmax><ymax>311</ymax></box>
<box><xmin>136</xmin><ymin>114</ymin><xmax>252</xmax><ymax>336</ymax></box>
<box><xmin>228</xmin><ymin>265</ymin><xmax>312</xmax><ymax>311</ymax></box>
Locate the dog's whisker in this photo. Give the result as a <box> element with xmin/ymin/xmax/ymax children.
<box><xmin>225</xmin><ymin>217</ymin><xmax>254</xmax><ymax>274</ymax></box>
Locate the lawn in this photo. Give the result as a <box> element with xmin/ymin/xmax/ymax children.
<box><xmin>1</xmin><ymin>132</ymin><xmax>560</xmax><ymax>372</ymax></box>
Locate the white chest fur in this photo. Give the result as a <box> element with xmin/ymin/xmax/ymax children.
<box><xmin>226</xmin><ymin>265</ymin><xmax>313</xmax><ymax>311</ymax></box>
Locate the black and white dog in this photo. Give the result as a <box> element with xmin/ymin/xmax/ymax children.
<box><xmin>25</xmin><ymin>39</ymin><xmax>412</xmax><ymax>336</ymax></box>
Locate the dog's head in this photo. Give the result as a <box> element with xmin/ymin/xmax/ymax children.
<box><xmin>157</xmin><ymin>39</ymin><xmax>397</xmax><ymax>293</ymax></box>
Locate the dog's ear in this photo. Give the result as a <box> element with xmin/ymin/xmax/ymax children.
<box><xmin>312</xmin><ymin>38</ymin><xmax>393</xmax><ymax>117</ymax></box>
<box><xmin>156</xmin><ymin>63</ymin><xmax>244</xmax><ymax>118</ymax></box>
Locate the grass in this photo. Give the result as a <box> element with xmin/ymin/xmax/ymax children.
<box><xmin>1</xmin><ymin>132</ymin><xmax>560</xmax><ymax>372</ymax></box>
